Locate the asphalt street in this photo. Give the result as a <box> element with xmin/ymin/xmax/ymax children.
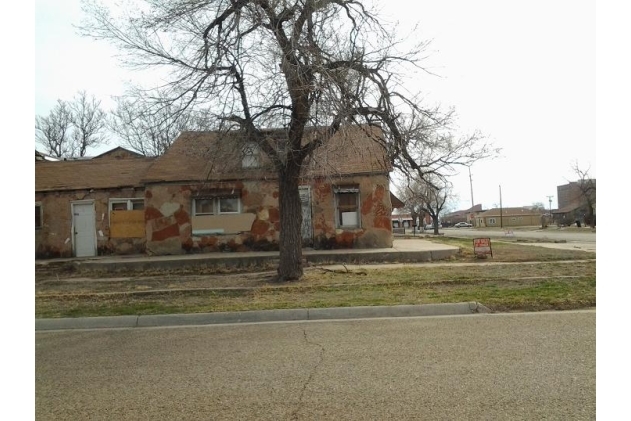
<box><xmin>36</xmin><ymin>310</ymin><xmax>595</xmax><ymax>420</ymax></box>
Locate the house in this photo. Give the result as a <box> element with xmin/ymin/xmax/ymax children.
<box><xmin>475</xmin><ymin>207</ymin><xmax>543</xmax><ymax>228</ymax></box>
<box><xmin>93</xmin><ymin>146</ymin><xmax>145</xmax><ymax>160</ymax></box>
<box><xmin>35</xmin><ymin>154</ymin><xmax>156</xmax><ymax>258</ymax></box>
<box><xmin>36</xmin><ymin>126</ymin><xmax>396</xmax><ymax>258</ymax></box>
<box><xmin>441</xmin><ymin>204</ymin><xmax>484</xmax><ymax>227</ymax></box>
<box><xmin>35</xmin><ymin>150</ymin><xmax>59</xmax><ymax>162</ymax></box>
<box><xmin>552</xmin><ymin>180</ymin><xmax>596</xmax><ymax>226</ymax></box>
<box><xmin>141</xmin><ymin>125</ymin><xmax>394</xmax><ymax>254</ymax></box>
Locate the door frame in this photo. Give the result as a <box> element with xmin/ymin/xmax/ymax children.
<box><xmin>299</xmin><ymin>186</ymin><xmax>313</xmax><ymax>246</ymax></box>
<box><xmin>71</xmin><ymin>200</ymin><xmax>97</xmax><ymax>257</ymax></box>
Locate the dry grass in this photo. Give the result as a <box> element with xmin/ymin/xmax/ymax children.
<box><xmin>36</xmin><ymin>260</ymin><xmax>595</xmax><ymax>318</ymax></box>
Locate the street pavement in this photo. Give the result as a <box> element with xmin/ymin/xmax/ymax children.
<box><xmin>36</xmin><ymin>310</ymin><xmax>595</xmax><ymax>420</ymax></box>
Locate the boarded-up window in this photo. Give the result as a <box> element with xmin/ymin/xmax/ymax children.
<box><xmin>109</xmin><ymin>198</ymin><xmax>146</xmax><ymax>238</ymax></box>
<box><xmin>110</xmin><ymin>210</ymin><xmax>145</xmax><ymax>238</ymax></box>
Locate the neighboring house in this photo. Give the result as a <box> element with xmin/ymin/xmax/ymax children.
<box><xmin>140</xmin><ymin>125</ymin><xmax>394</xmax><ymax>254</ymax></box>
<box><xmin>475</xmin><ymin>207</ymin><xmax>543</xmax><ymax>228</ymax></box>
<box><xmin>35</xmin><ymin>155</ymin><xmax>155</xmax><ymax>258</ymax></box>
<box><xmin>552</xmin><ymin>180</ymin><xmax>596</xmax><ymax>226</ymax></box>
<box><xmin>442</xmin><ymin>204</ymin><xmax>483</xmax><ymax>227</ymax></box>
<box><xmin>35</xmin><ymin>150</ymin><xmax>59</xmax><ymax>162</ymax></box>
<box><xmin>391</xmin><ymin>212</ymin><xmax>414</xmax><ymax>229</ymax></box>
<box><xmin>36</xmin><ymin>126</ymin><xmax>397</xmax><ymax>258</ymax></box>
<box><xmin>93</xmin><ymin>147</ymin><xmax>145</xmax><ymax>160</ymax></box>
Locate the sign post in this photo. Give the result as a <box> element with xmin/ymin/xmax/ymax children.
<box><xmin>473</xmin><ymin>238</ymin><xmax>493</xmax><ymax>258</ymax></box>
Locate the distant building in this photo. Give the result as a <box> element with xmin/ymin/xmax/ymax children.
<box><xmin>475</xmin><ymin>207</ymin><xmax>543</xmax><ymax>228</ymax></box>
<box><xmin>441</xmin><ymin>204</ymin><xmax>483</xmax><ymax>227</ymax></box>
<box><xmin>553</xmin><ymin>180</ymin><xmax>596</xmax><ymax>226</ymax></box>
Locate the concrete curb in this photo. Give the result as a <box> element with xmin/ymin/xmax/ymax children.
<box><xmin>35</xmin><ymin>302</ymin><xmax>491</xmax><ymax>331</ymax></box>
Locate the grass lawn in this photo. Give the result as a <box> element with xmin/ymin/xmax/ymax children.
<box><xmin>36</xmin><ymin>241</ymin><xmax>596</xmax><ymax>318</ymax></box>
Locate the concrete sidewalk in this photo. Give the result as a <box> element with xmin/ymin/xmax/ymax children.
<box><xmin>35</xmin><ymin>302</ymin><xmax>492</xmax><ymax>331</ymax></box>
<box><xmin>36</xmin><ymin>238</ymin><xmax>459</xmax><ymax>273</ymax></box>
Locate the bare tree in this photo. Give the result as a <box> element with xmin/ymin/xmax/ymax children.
<box><xmin>35</xmin><ymin>100</ymin><xmax>73</xmax><ymax>158</ymax></box>
<box><xmin>69</xmin><ymin>91</ymin><xmax>109</xmax><ymax>157</ymax></box>
<box><xmin>36</xmin><ymin>92</ymin><xmax>108</xmax><ymax>158</ymax></box>
<box><xmin>571</xmin><ymin>162</ymin><xmax>596</xmax><ymax>228</ymax></box>
<box><xmin>389</xmin><ymin>109</ymin><xmax>499</xmax><ymax>190</ymax></box>
<box><xmin>109</xmin><ymin>96</ymin><xmax>211</xmax><ymax>156</ymax></box>
<box><xmin>80</xmin><ymin>0</ymin><xmax>493</xmax><ymax>280</ymax></box>
<box><xmin>399</xmin><ymin>176</ymin><xmax>452</xmax><ymax>234</ymax></box>
<box><xmin>397</xmin><ymin>187</ymin><xmax>426</xmax><ymax>233</ymax></box>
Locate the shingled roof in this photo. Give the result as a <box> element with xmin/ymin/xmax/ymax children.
<box><xmin>477</xmin><ymin>207</ymin><xmax>543</xmax><ymax>217</ymax></box>
<box><xmin>35</xmin><ymin>157</ymin><xmax>155</xmax><ymax>192</ymax></box>
<box><xmin>142</xmin><ymin>125</ymin><xmax>391</xmax><ymax>183</ymax></box>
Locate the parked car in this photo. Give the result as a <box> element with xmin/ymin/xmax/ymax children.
<box><xmin>424</xmin><ymin>223</ymin><xmax>442</xmax><ymax>230</ymax></box>
<box><xmin>454</xmin><ymin>222</ymin><xmax>473</xmax><ymax>228</ymax></box>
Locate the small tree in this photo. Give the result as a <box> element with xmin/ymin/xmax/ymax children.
<box><xmin>69</xmin><ymin>90</ymin><xmax>109</xmax><ymax>157</ymax></box>
<box><xmin>400</xmin><ymin>177</ymin><xmax>452</xmax><ymax>235</ymax></box>
<box><xmin>109</xmin><ymin>96</ymin><xmax>211</xmax><ymax>156</ymax></box>
<box><xmin>35</xmin><ymin>100</ymin><xmax>73</xmax><ymax>158</ymax></box>
<box><xmin>35</xmin><ymin>91</ymin><xmax>108</xmax><ymax>158</ymax></box>
<box><xmin>397</xmin><ymin>187</ymin><xmax>426</xmax><ymax>231</ymax></box>
<box><xmin>571</xmin><ymin>162</ymin><xmax>596</xmax><ymax>228</ymax></box>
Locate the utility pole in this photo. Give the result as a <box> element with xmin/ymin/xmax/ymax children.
<box><xmin>547</xmin><ymin>195</ymin><xmax>554</xmax><ymax>226</ymax></box>
<box><xmin>469</xmin><ymin>166</ymin><xmax>474</xmax><ymax>208</ymax></box>
<box><xmin>499</xmin><ymin>185</ymin><xmax>503</xmax><ymax>228</ymax></box>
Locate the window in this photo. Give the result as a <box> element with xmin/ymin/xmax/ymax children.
<box><xmin>335</xmin><ymin>186</ymin><xmax>359</xmax><ymax>228</ymax></box>
<box><xmin>193</xmin><ymin>194</ymin><xmax>241</xmax><ymax>216</ymax></box>
<box><xmin>110</xmin><ymin>199</ymin><xmax>144</xmax><ymax>211</ymax></box>
<box><xmin>488</xmin><ymin>218</ymin><xmax>496</xmax><ymax>224</ymax></box>
<box><xmin>242</xmin><ymin>142</ymin><xmax>260</xmax><ymax>168</ymax></box>
<box><xmin>194</xmin><ymin>199</ymin><xmax>214</xmax><ymax>216</ymax></box>
<box><xmin>35</xmin><ymin>203</ymin><xmax>42</xmax><ymax>229</ymax></box>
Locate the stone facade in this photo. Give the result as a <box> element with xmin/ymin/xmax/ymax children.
<box><xmin>143</xmin><ymin>174</ymin><xmax>393</xmax><ymax>255</ymax></box>
<box><xmin>36</xmin><ymin>127</ymin><xmax>396</xmax><ymax>259</ymax></box>
<box><xmin>35</xmin><ymin>188</ymin><xmax>147</xmax><ymax>259</ymax></box>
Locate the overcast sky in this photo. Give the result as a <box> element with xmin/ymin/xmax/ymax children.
<box><xmin>34</xmin><ymin>0</ymin><xmax>597</xmax><ymax>211</ymax></box>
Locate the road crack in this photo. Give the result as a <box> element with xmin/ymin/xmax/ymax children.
<box><xmin>290</xmin><ymin>328</ymin><xmax>325</xmax><ymax>420</ymax></box>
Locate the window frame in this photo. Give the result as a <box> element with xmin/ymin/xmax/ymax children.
<box><xmin>192</xmin><ymin>196</ymin><xmax>241</xmax><ymax>216</ymax></box>
<box><xmin>109</xmin><ymin>198</ymin><xmax>144</xmax><ymax>212</ymax></box>
<box><xmin>488</xmin><ymin>217</ymin><xmax>497</xmax><ymax>225</ymax></box>
<box><xmin>334</xmin><ymin>186</ymin><xmax>360</xmax><ymax>228</ymax></box>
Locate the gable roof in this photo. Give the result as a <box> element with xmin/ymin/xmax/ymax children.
<box><xmin>35</xmin><ymin>157</ymin><xmax>155</xmax><ymax>192</ymax></box>
<box><xmin>142</xmin><ymin>125</ymin><xmax>390</xmax><ymax>183</ymax></box>
<box><xmin>443</xmin><ymin>204</ymin><xmax>484</xmax><ymax>218</ymax></box>
<box><xmin>390</xmin><ymin>192</ymin><xmax>405</xmax><ymax>209</ymax></box>
<box><xmin>93</xmin><ymin>147</ymin><xmax>144</xmax><ymax>160</ymax></box>
<box><xmin>477</xmin><ymin>207</ymin><xmax>543</xmax><ymax>217</ymax></box>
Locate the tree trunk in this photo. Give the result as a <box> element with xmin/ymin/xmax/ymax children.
<box><xmin>277</xmin><ymin>167</ymin><xmax>303</xmax><ymax>281</ymax></box>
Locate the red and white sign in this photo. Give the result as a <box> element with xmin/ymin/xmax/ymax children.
<box><xmin>473</xmin><ymin>238</ymin><xmax>493</xmax><ymax>257</ymax></box>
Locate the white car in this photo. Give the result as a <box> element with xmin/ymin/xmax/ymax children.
<box><xmin>454</xmin><ymin>222</ymin><xmax>473</xmax><ymax>228</ymax></box>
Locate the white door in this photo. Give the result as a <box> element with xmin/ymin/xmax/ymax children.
<box><xmin>73</xmin><ymin>202</ymin><xmax>96</xmax><ymax>257</ymax></box>
<box><xmin>299</xmin><ymin>186</ymin><xmax>313</xmax><ymax>247</ymax></box>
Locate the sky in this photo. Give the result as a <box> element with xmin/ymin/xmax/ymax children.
<box><xmin>33</xmin><ymin>0</ymin><xmax>597</xmax><ymax>212</ymax></box>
